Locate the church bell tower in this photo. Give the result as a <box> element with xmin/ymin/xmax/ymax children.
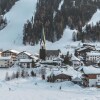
<box><xmin>39</xmin><ymin>26</ymin><xmax>46</xmax><ymax>60</ymax></box>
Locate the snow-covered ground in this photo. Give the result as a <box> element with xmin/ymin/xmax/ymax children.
<box><xmin>0</xmin><ymin>67</ymin><xmax>100</xmax><ymax>100</ymax></box>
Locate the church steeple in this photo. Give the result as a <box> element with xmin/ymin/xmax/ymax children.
<box><xmin>39</xmin><ymin>26</ymin><xmax>46</xmax><ymax>60</ymax></box>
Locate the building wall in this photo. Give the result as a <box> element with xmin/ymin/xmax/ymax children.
<box><xmin>20</xmin><ymin>63</ymin><xmax>32</xmax><ymax>68</ymax></box>
<box><xmin>72</xmin><ymin>61</ymin><xmax>81</xmax><ymax>67</ymax></box>
<box><xmin>86</xmin><ymin>55</ymin><xmax>100</xmax><ymax>62</ymax></box>
<box><xmin>97</xmin><ymin>74</ymin><xmax>100</xmax><ymax>83</ymax></box>
<box><xmin>2</xmin><ymin>52</ymin><xmax>17</xmax><ymax>61</ymax></box>
<box><xmin>88</xmin><ymin>74</ymin><xmax>96</xmax><ymax>79</ymax></box>
<box><xmin>0</xmin><ymin>59</ymin><xmax>12</xmax><ymax>67</ymax></box>
<box><xmin>89</xmin><ymin>79</ymin><xmax>97</xmax><ymax>87</ymax></box>
<box><xmin>17</xmin><ymin>53</ymin><xmax>30</xmax><ymax>60</ymax></box>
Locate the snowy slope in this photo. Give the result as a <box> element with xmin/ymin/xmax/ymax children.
<box><xmin>0</xmin><ymin>0</ymin><xmax>99</xmax><ymax>55</ymax></box>
<box><xmin>88</xmin><ymin>9</ymin><xmax>100</xmax><ymax>25</ymax></box>
<box><xmin>83</xmin><ymin>9</ymin><xmax>100</xmax><ymax>30</ymax></box>
<box><xmin>0</xmin><ymin>0</ymin><xmax>78</xmax><ymax>54</ymax></box>
<box><xmin>0</xmin><ymin>68</ymin><xmax>99</xmax><ymax>100</ymax></box>
<box><xmin>0</xmin><ymin>0</ymin><xmax>37</xmax><ymax>46</ymax></box>
<box><xmin>0</xmin><ymin>74</ymin><xmax>100</xmax><ymax>100</ymax></box>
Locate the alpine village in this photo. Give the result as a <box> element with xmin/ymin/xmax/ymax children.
<box><xmin>1</xmin><ymin>0</ymin><xmax>100</xmax><ymax>100</ymax></box>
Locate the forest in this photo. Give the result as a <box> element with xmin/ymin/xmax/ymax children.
<box><xmin>0</xmin><ymin>0</ymin><xmax>18</xmax><ymax>30</ymax></box>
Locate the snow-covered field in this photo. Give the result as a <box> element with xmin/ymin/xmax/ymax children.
<box><xmin>0</xmin><ymin>67</ymin><xmax>100</xmax><ymax>100</ymax></box>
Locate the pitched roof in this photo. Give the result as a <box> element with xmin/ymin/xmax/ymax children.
<box><xmin>18</xmin><ymin>51</ymin><xmax>32</xmax><ymax>57</ymax></box>
<box><xmin>3</xmin><ymin>49</ymin><xmax>19</xmax><ymax>54</ymax></box>
<box><xmin>19</xmin><ymin>59</ymin><xmax>32</xmax><ymax>63</ymax></box>
<box><xmin>71</xmin><ymin>55</ymin><xmax>80</xmax><ymax>61</ymax></box>
<box><xmin>82</xmin><ymin>66</ymin><xmax>100</xmax><ymax>74</ymax></box>
<box><xmin>46</xmin><ymin>50</ymin><xmax>60</xmax><ymax>57</ymax></box>
<box><xmin>72</xmin><ymin>77</ymin><xmax>82</xmax><ymax>82</ymax></box>
<box><xmin>87</xmin><ymin>52</ymin><xmax>100</xmax><ymax>56</ymax></box>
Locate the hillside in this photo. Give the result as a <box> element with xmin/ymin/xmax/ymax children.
<box><xmin>0</xmin><ymin>0</ymin><xmax>100</xmax><ymax>54</ymax></box>
<box><xmin>23</xmin><ymin>0</ymin><xmax>100</xmax><ymax>45</ymax></box>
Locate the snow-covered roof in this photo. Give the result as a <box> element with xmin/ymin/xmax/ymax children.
<box><xmin>46</xmin><ymin>67</ymin><xmax>82</xmax><ymax>78</ymax></box>
<box><xmin>9</xmin><ymin>49</ymin><xmax>19</xmax><ymax>54</ymax></box>
<box><xmin>0</xmin><ymin>56</ymin><xmax>11</xmax><ymax>60</ymax></box>
<box><xmin>47</xmin><ymin>68</ymin><xmax>72</xmax><ymax>77</ymax></box>
<box><xmin>23</xmin><ymin>51</ymin><xmax>32</xmax><ymax>56</ymax></box>
<box><xmin>71</xmin><ymin>55</ymin><xmax>80</xmax><ymax>61</ymax></box>
<box><xmin>82</xmin><ymin>66</ymin><xmax>100</xmax><ymax>74</ymax></box>
<box><xmin>31</xmin><ymin>55</ymin><xmax>39</xmax><ymax>60</ymax></box>
<box><xmin>53</xmin><ymin>57</ymin><xmax>63</xmax><ymax>61</ymax></box>
<box><xmin>87</xmin><ymin>52</ymin><xmax>100</xmax><ymax>56</ymax></box>
<box><xmin>72</xmin><ymin>77</ymin><xmax>82</xmax><ymax>82</ymax></box>
<box><xmin>19</xmin><ymin>59</ymin><xmax>32</xmax><ymax>63</ymax></box>
<box><xmin>3</xmin><ymin>49</ymin><xmax>19</xmax><ymax>54</ymax></box>
<box><xmin>77</xmin><ymin>46</ymin><xmax>95</xmax><ymax>52</ymax></box>
<box><xmin>18</xmin><ymin>51</ymin><xmax>33</xmax><ymax>57</ymax></box>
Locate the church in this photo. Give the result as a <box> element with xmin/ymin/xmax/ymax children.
<box><xmin>39</xmin><ymin>27</ymin><xmax>61</xmax><ymax>61</ymax></box>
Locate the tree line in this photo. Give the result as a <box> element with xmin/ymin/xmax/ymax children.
<box><xmin>23</xmin><ymin>0</ymin><xmax>100</xmax><ymax>45</ymax></box>
<box><xmin>76</xmin><ymin>21</ymin><xmax>100</xmax><ymax>42</ymax></box>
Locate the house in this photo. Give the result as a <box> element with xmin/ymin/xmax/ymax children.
<box><xmin>17</xmin><ymin>51</ymin><xmax>39</xmax><ymax>63</ymax></box>
<box><xmin>71</xmin><ymin>55</ymin><xmax>82</xmax><ymax>68</ymax></box>
<box><xmin>46</xmin><ymin>68</ymin><xmax>72</xmax><ymax>82</ymax></box>
<box><xmin>53</xmin><ymin>57</ymin><xmax>63</xmax><ymax>66</ymax></box>
<box><xmin>18</xmin><ymin>59</ymin><xmax>33</xmax><ymax>68</ymax></box>
<box><xmin>1</xmin><ymin>49</ymin><xmax>19</xmax><ymax>61</ymax></box>
<box><xmin>75</xmin><ymin>44</ymin><xmax>95</xmax><ymax>61</ymax></box>
<box><xmin>46</xmin><ymin>50</ymin><xmax>61</xmax><ymax>60</ymax></box>
<box><xmin>72</xmin><ymin>77</ymin><xmax>82</xmax><ymax>85</ymax></box>
<box><xmin>0</xmin><ymin>56</ymin><xmax>13</xmax><ymax>68</ymax></box>
<box><xmin>96</xmin><ymin>58</ymin><xmax>100</xmax><ymax>67</ymax></box>
<box><xmin>17</xmin><ymin>51</ymin><xmax>33</xmax><ymax>60</ymax></box>
<box><xmin>82</xmin><ymin>66</ymin><xmax>100</xmax><ymax>87</ymax></box>
<box><xmin>86</xmin><ymin>51</ymin><xmax>100</xmax><ymax>65</ymax></box>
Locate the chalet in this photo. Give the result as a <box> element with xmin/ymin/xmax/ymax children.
<box><xmin>1</xmin><ymin>50</ymin><xmax>19</xmax><ymax>61</ymax></box>
<box><xmin>82</xmin><ymin>66</ymin><xmax>100</xmax><ymax>87</ymax></box>
<box><xmin>75</xmin><ymin>44</ymin><xmax>95</xmax><ymax>60</ymax></box>
<box><xmin>86</xmin><ymin>51</ymin><xmax>100</xmax><ymax>65</ymax></box>
<box><xmin>0</xmin><ymin>56</ymin><xmax>13</xmax><ymax>68</ymax></box>
<box><xmin>18</xmin><ymin>59</ymin><xmax>33</xmax><ymax>68</ymax></box>
<box><xmin>71</xmin><ymin>55</ymin><xmax>83</xmax><ymax>68</ymax></box>
<box><xmin>17</xmin><ymin>51</ymin><xmax>39</xmax><ymax>63</ymax></box>
<box><xmin>46</xmin><ymin>50</ymin><xmax>61</xmax><ymax>60</ymax></box>
<box><xmin>17</xmin><ymin>51</ymin><xmax>33</xmax><ymax>60</ymax></box>
<box><xmin>46</xmin><ymin>68</ymin><xmax>72</xmax><ymax>82</ymax></box>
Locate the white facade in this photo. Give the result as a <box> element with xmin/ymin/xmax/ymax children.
<box><xmin>97</xmin><ymin>74</ymin><xmax>100</xmax><ymax>83</ymax></box>
<box><xmin>0</xmin><ymin>56</ymin><xmax>13</xmax><ymax>68</ymax></box>
<box><xmin>88</xmin><ymin>75</ymin><xmax>100</xmax><ymax>87</ymax></box>
<box><xmin>89</xmin><ymin>79</ymin><xmax>97</xmax><ymax>87</ymax></box>
<box><xmin>86</xmin><ymin>52</ymin><xmax>100</xmax><ymax>62</ymax></box>
<box><xmin>17</xmin><ymin>51</ymin><xmax>32</xmax><ymax>61</ymax></box>
<box><xmin>19</xmin><ymin>59</ymin><xmax>32</xmax><ymax>68</ymax></box>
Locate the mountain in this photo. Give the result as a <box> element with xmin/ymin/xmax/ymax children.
<box><xmin>0</xmin><ymin>0</ymin><xmax>100</xmax><ymax>54</ymax></box>
<box><xmin>23</xmin><ymin>0</ymin><xmax>100</xmax><ymax>45</ymax></box>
